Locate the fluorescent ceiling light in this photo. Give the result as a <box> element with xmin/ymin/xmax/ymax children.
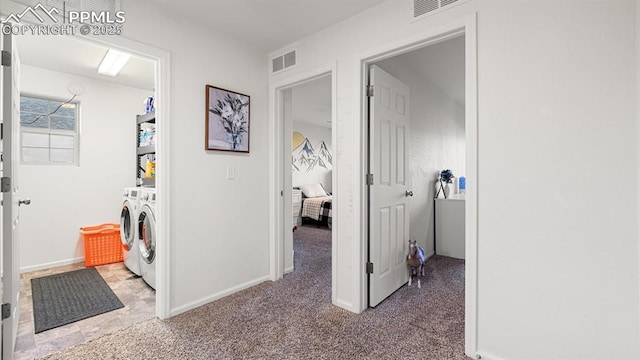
<box><xmin>98</xmin><ymin>49</ymin><xmax>131</xmax><ymax>77</ymax></box>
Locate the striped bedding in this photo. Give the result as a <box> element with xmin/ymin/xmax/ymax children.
<box><xmin>301</xmin><ymin>196</ymin><xmax>332</xmax><ymax>223</ymax></box>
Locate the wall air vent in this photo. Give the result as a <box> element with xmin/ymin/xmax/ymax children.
<box><xmin>413</xmin><ymin>0</ymin><xmax>468</xmax><ymax>20</ymax></box>
<box><xmin>271</xmin><ymin>49</ymin><xmax>297</xmax><ymax>74</ymax></box>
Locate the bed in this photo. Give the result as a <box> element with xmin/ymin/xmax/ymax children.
<box><xmin>301</xmin><ymin>196</ymin><xmax>332</xmax><ymax>229</ymax></box>
<box><xmin>298</xmin><ymin>183</ymin><xmax>332</xmax><ymax>229</ymax></box>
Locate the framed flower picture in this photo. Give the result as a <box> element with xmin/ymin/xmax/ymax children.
<box><xmin>205</xmin><ymin>85</ymin><xmax>250</xmax><ymax>152</ymax></box>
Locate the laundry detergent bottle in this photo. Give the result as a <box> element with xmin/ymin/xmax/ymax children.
<box><xmin>145</xmin><ymin>159</ymin><xmax>153</xmax><ymax>178</ymax></box>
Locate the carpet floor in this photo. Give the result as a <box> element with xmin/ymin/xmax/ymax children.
<box><xmin>43</xmin><ymin>226</ymin><xmax>466</xmax><ymax>359</ymax></box>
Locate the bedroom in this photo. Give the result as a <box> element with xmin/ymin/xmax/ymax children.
<box><xmin>284</xmin><ymin>75</ymin><xmax>333</xmax><ymax>285</ymax></box>
<box><xmin>291</xmin><ymin>75</ymin><xmax>333</xmax><ymax>229</ymax></box>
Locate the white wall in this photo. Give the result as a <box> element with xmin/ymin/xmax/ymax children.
<box><xmin>477</xmin><ymin>1</ymin><xmax>636</xmax><ymax>358</ymax></box>
<box><xmin>269</xmin><ymin>0</ymin><xmax>639</xmax><ymax>358</ymax></box>
<box><xmin>120</xmin><ymin>1</ymin><xmax>271</xmax><ymax>314</ymax></box>
<box><xmin>291</xmin><ymin>122</ymin><xmax>333</xmax><ymax>193</ymax></box>
<box><xmin>637</xmin><ymin>0</ymin><xmax>640</xmax><ymax>348</ymax></box>
<box><xmin>18</xmin><ymin>65</ymin><xmax>150</xmax><ymax>272</ymax></box>
<box><xmin>375</xmin><ymin>54</ymin><xmax>465</xmax><ymax>258</ymax></box>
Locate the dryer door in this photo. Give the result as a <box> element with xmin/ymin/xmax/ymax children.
<box><xmin>120</xmin><ymin>201</ymin><xmax>135</xmax><ymax>251</ymax></box>
<box><xmin>138</xmin><ymin>205</ymin><xmax>156</xmax><ymax>264</ymax></box>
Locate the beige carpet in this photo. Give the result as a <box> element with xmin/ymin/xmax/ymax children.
<box><xmin>43</xmin><ymin>226</ymin><xmax>467</xmax><ymax>359</ymax></box>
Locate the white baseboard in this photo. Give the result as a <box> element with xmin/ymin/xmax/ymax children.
<box><xmin>20</xmin><ymin>257</ymin><xmax>84</xmax><ymax>273</ymax></box>
<box><xmin>425</xmin><ymin>250</ymin><xmax>435</xmax><ymax>259</ymax></box>
<box><xmin>284</xmin><ymin>266</ymin><xmax>294</xmax><ymax>274</ymax></box>
<box><xmin>474</xmin><ymin>351</ymin><xmax>507</xmax><ymax>360</ymax></box>
<box><xmin>334</xmin><ymin>298</ymin><xmax>358</xmax><ymax>313</ymax></box>
<box><xmin>170</xmin><ymin>275</ymin><xmax>271</xmax><ymax>317</ymax></box>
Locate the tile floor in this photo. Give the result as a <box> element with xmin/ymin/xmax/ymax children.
<box><xmin>13</xmin><ymin>262</ymin><xmax>156</xmax><ymax>360</ymax></box>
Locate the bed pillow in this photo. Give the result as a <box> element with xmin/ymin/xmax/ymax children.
<box><xmin>299</xmin><ymin>183</ymin><xmax>327</xmax><ymax>198</ymax></box>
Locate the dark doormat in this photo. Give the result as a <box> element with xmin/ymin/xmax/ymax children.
<box><xmin>31</xmin><ymin>267</ymin><xmax>124</xmax><ymax>333</ymax></box>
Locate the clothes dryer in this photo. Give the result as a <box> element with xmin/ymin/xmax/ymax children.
<box><xmin>120</xmin><ymin>187</ymin><xmax>142</xmax><ymax>275</ymax></box>
<box><xmin>138</xmin><ymin>188</ymin><xmax>156</xmax><ymax>289</ymax></box>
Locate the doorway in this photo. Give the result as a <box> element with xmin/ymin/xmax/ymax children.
<box><xmin>270</xmin><ymin>65</ymin><xmax>337</xmax><ymax>302</ymax></box>
<box><xmin>367</xmin><ymin>35</ymin><xmax>466</xmax><ymax>306</ymax></box>
<box><xmin>286</xmin><ymin>75</ymin><xmax>333</xmax><ymax>277</ymax></box>
<box><xmin>359</xmin><ymin>15</ymin><xmax>478</xmax><ymax>356</ymax></box>
<box><xmin>7</xmin><ymin>32</ymin><xmax>169</xmax><ymax>358</ymax></box>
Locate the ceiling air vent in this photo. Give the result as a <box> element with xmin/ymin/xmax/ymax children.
<box><xmin>413</xmin><ymin>0</ymin><xmax>467</xmax><ymax>19</ymax></box>
<box><xmin>271</xmin><ymin>49</ymin><xmax>297</xmax><ymax>74</ymax></box>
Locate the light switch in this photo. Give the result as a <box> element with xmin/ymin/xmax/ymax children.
<box><xmin>226</xmin><ymin>166</ymin><xmax>235</xmax><ymax>180</ymax></box>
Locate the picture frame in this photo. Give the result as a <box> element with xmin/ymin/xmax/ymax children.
<box><xmin>205</xmin><ymin>85</ymin><xmax>250</xmax><ymax>152</ymax></box>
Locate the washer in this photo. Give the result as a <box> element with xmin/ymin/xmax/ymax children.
<box><xmin>137</xmin><ymin>188</ymin><xmax>156</xmax><ymax>289</ymax></box>
<box><xmin>120</xmin><ymin>187</ymin><xmax>142</xmax><ymax>275</ymax></box>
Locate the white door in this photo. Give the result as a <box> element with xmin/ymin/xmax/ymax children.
<box><xmin>1</xmin><ymin>28</ymin><xmax>24</xmax><ymax>360</ymax></box>
<box><xmin>368</xmin><ymin>65</ymin><xmax>411</xmax><ymax>307</ymax></box>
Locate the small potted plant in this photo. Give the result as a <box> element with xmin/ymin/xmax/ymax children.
<box><xmin>439</xmin><ymin>169</ymin><xmax>455</xmax><ymax>198</ymax></box>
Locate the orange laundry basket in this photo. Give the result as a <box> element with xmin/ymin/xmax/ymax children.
<box><xmin>80</xmin><ymin>223</ymin><xmax>124</xmax><ymax>267</ymax></box>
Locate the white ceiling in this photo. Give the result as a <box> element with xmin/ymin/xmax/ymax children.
<box><xmin>143</xmin><ymin>0</ymin><xmax>389</xmax><ymax>52</ymax></box>
<box><xmin>17</xmin><ymin>33</ymin><xmax>156</xmax><ymax>91</ymax></box>
<box><xmin>14</xmin><ymin>0</ymin><xmax>389</xmax><ymax>93</ymax></box>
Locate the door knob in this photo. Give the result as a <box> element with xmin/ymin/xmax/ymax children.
<box><xmin>19</xmin><ymin>198</ymin><xmax>31</xmax><ymax>206</ymax></box>
<box><xmin>405</xmin><ymin>190</ymin><xmax>414</xmax><ymax>197</ymax></box>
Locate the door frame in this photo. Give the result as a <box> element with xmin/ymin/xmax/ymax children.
<box><xmin>1</xmin><ymin>0</ymin><xmax>172</xmax><ymax>320</ymax></box>
<box><xmin>2</xmin><ymin>27</ymin><xmax>21</xmax><ymax>359</ymax></box>
<box><xmin>357</xmin><ymin>14</ymin><xmax>478</xmax><ymax>356</ymax></box>
<box><xmin>268</xmin><ymin>63</ymin><xmax>337</xmax><ymax>300</ymax></box>
<box><xmin>74</xmin><ymin>35</ymin><xmax>172</xmax><ymax>320</ymax></box>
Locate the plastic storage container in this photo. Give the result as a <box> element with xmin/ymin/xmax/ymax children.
<box><xmin>80</xmin><ymin>223</ymin><xmax>123</xmax><ymax>267</ymax></box>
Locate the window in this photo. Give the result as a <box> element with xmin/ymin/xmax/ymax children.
<box><xmin>20</xmin><ymin>95</ymin><xmax>79</xmax><ymax>164</ymax></box>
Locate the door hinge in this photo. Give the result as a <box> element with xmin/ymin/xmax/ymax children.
<box><xmin>1</xmin><ymin>51</ymin><xmax>10</xmax><ymax>67</ymax></box>
<box><xmin>366</xmin><ymin>85</ymin><xmax>374</xmax><ymax>97</ymax></box>
<box><xmin>1</xmin><ymin>303</ymin><xmax>10</xmax><ymax>320</ymax></box>
<box><xmin>1</xmin><ymin>177</ymin><xmax>10</xmax><ymax>193</ymax></box>
<box><xmin>366</xmin><ymin>262</ymin><xmax>374</xmax><ymax>274</ymax></box>
<box><xmin>366</xmin><ymin>174</ymin><xmax>374</xmax><ymax>186</ymax></box>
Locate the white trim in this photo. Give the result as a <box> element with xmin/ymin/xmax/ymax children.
<box><xmin>334</xmin><ymin>298</ymin><xmax>354</xmax><ymax>311</ymax></box>
<box><xmin>19</xmin><ymin>257</ymin><xmax>83</xmax><ymax>273</ymax></box>
<box><xmin>154</xmin><ymin>45</ymin><xmax>171</xmax><ymax>321</ymax></box>
<box><xmin>475</xmin><ymin>351</ymin><xmax>507</xmax><ymax>360</ymax></box>
<box><xmin>464</xmin><ymin>14</ymin><xmax>479</xmax><ymax>357</ymax></box>
<box><xmin>268</xmin><ymin>63</ymin><xmax>338</xmax><ymax>304</ymax></box>
<box><xmin>329</xmin><ymin>67</ymin><xmax>337</xmax><ymax>306</ymax></box>
<box><xmin>637</xmin><ymin>0</ymin><xmax>640</xmax><ymax>350</ymax></box>
<box><xmin>284</xmin><ymin>266</ymin><xmax>294</xmax><ymax>274</ymax></box>
<box><xmin>355</xmin><ymin>13</ymin><xmax>478</xmax><ymax>356</ymax></box>
<box><xmin>170</xmin><ymin>275</ymin><xmax>270</xmax><ymax>317</ymax></box>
